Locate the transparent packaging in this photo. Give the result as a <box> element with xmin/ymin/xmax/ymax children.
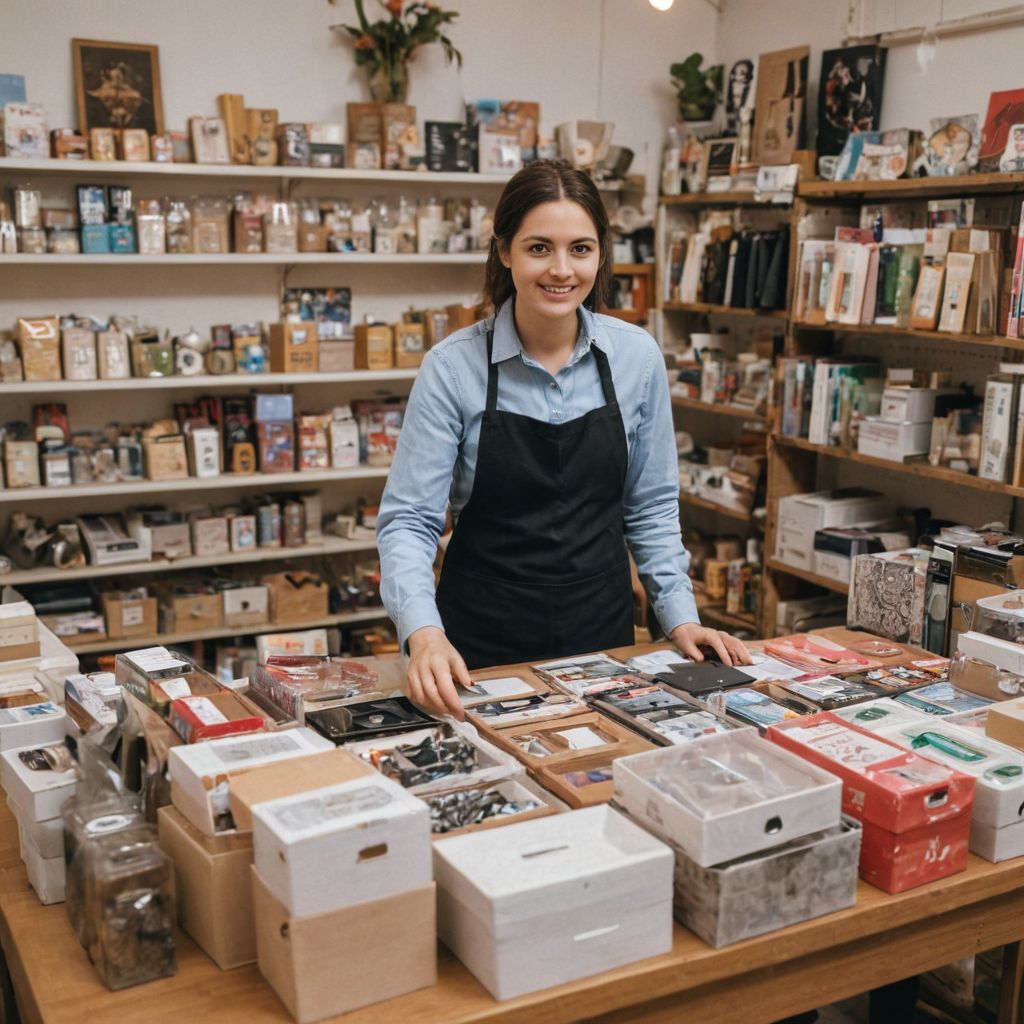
<box><xmin>191</xmin><ymin>197</ymin><xmax>228</xmax><ymax>254</ymax></box>
<box><xmin>248</xmin><ymin>656</ymin><xmax>380</xmax><ymax>719</ymax></box>
<box><xmin>975</xmin><ymin>592</ymin><xmax>1024</xmax><ymax>644</ymax></box>
<box><xmin>83</xmin><ymin>828</ymin><xmax>176</xmax><ymax>990</ymax></box>
<box><xmin>263</xmin><ymin>201</ymin><xmax>297</xmax><ymax>253</ymax></box>
<box><xmin>164</xmin><ymin>199</ymin><xmax>193</xmax><ymax>253</ymax></box>
<box><xmin>49</xmin><ymin>228</ymin><xmax>81</xmax><ymax>254</ymax></box>
<box><xmin>135</xmin><ymin>200</ymin><xmax>166</xmax><ymax>255</ymax></box>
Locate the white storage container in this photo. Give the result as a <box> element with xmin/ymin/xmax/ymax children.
<box><xmin>9</xmin><ymin>798</ymin><xmax>63</xmax><ymax>858</ymax></box>
<box><xmin>1</xmin><ymin>745</ymin><xmax>78</xmax><ymax>822</ymax></box>
<box><xmin>251</xmin><ymin>775</ymin><xmax>432</xmax><ymax>917</ymax></box>
<box><xmin>612</xmin><ymin>730</ymin><xmax>842</xmax><ymax>867</ymax></box>
<box><xmin>857</xmin><ymin>417</ymin><xmax>932</xmax><ymax>460</ymax></box>
<box><xmin>0</xmin><ymin>702</ymin><xmax>66</xmax><ymax>751</ymax></box>
<box><xmin>433</xmin><ymin>805</ymin><xmax>673</xmax><ymax>1000</ymax></box>
<box><xmin>880</xmin><ymin>387</ymin><xmax>939</xmax><ymax>424</ymax></box>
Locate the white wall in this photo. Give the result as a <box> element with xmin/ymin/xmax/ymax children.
<box><xmin>716</xmin><ymin>0</ymin><xmax>1024</xmax><ymax>148</ymax></box>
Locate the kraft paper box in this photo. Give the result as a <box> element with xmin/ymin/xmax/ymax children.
<box><xmin>986</xmin><ymin>698</ymin><xmax>1024</xmax><ymax>751</ymax></box>
<box><xmin>17</xmin><ymin>316</ymin><xmax>61</xmax><ymax>380</ymax></box>
<box><xmin>221</xmin><ymin>585</ymin><xmax>269</xmax><ymax>628</ymax></box>
<box><xmin>61</xmin><ymin>326</ymin><xmax>97</xmax><ymax>380</ymax></box>
<box><xmin>157</xmin><ymin>804</ymin><xmax>256</xmax><ymax>970</ymax></box>
<box><xmin>354</xmin><ymin>324</ymin><xmax>393</xmax><ymax>370</ymax></box>
<box><xmin>97</xmin><ymin>329</ymin><xmax>130</xmax><ymax>379</ymax></box>
<box><xmin>253</xmin><ymin>869</ymin><xmax>435</xmax><ymax>1024</ymax></box>
<box><xmin>433</xmin><ymin>806</ymin><xmax>673</xmax><ymax>1001</ymax></box>
<box><xmin>268</xmin><ymin>322</ymin><xmax>318</xmax><ymax>373</ymax></box>
<box><xmin>191</xmin><ymin>516</ymin><xmax>230</xmax><ymax>558</ymax></box>
<box><xmin>168</xmin><ymin>728</ymin><xmax>333</xmax><ymax>836</ymax></box>
<box><xmin>252</xmin><ymin>774</ymin><xmax>432</xmax><ymax>917</ymax></box>
<box><xmin>143</xmin><ymin>435</ymin><xmax>189</xmax><ymax>481</ymax></box>
<box><xmin>261</xmin><ymin>572</ymin><xmax>328</xmax><ymax>624</ymax></box>
<box><xmin>4</xmin><ymin>440</ymin><xmax>40</xmax><ymax>488</ymax></box>
<box><xmin>613</xmin><ymin>730</ymin><xmax>841</xmax><ymax>867</ymax></box>
<box><xmin>668</xmin><ymin>816</ymin><xmax>861</xmax><ymax>948</ymax></box>
<box><xmin>318</xmin><ymin>340</ymin><xmax>355</xmax><ymax>372</ymax></box>
<box><xmin>534</xmin><ymin>751</ymin><xmax>615</xmax><ymax>808</ymax></box>
<box><xmin>0</xmin><ymin>602</ymin><xmax>40</xmax><ymax>662</ymax></box>
<box><xmin>346</xmin><ymin>103</ymin><xmax>383</xmax><ymax>170</ymax></box>
<box><xmin>159</xmin><ymin>590</ymin><xmax>223</xmax><ymax>634</ymax></box>
<box><xmin>393</xmin><ymin>322</ymin><xmax>425</xmax><ymax>368</ymax></box>
<box><xmin>101</xmin><ymin>592</ymin><xmax>157</xmax><ymax>639</ymax></box>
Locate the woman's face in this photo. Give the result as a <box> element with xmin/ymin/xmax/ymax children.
<box><xmin>500</xmin><ymin>199</ymin><xmax>601</xmax><ymax>321</ymax></box>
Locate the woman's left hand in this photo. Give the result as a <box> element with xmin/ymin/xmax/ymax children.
<box><xmin>669</xmin><ymin>622</ymin><xmax>753</xmax><ymax>667</ymax></box>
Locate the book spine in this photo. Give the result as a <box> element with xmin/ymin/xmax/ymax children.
<box><xmin>1009</xmin><ymin>204</ymin><xmax>1024</xmax><ymax>337</ymax></box>
<box><xmin>979</xmin><ymin>377</ymin><xmax>1014</xmax><ymax>480</ymax></box>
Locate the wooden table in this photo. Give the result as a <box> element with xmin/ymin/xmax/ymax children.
<box><xmin>2</xmin><ymin>644</ymin><xmax>1023</xmax><ymax>1024</ymax></box>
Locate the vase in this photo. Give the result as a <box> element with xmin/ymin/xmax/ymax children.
<box><xmin>368</xmin><ymin>62</ymin><xmax>409</xmax><ymax>104</ymax></box>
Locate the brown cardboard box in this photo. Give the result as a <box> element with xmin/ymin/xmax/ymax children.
<box><xmin>61</xmin><ymin>326</ymin><xmax>97</xmax><ymax>380</ymax></box>
<box><xmin>17</xmin><ymin>316</ymin><xmax>61</xmax><ymax>380</ymax></box>
<box><xmin>143</xmin><ymin>435</ymin><xmax>189</xmax><ymax>481</ymax></box>
<box><xmin>268</xmin><ymin>322</ymin><xmax>318</xmax><ymax>373</ymax></box>
<box><xmin>297</xmin><ymin>225</ymin><xmax>329</xmax><ymax>253</ymax></box>
<box><xmin>229</xmin><ymin>749</ymin><xmax>374</xmax><ymax>832</ymax></box>
<box><xmin>101</xmin><ymin>592</ymin><xmax>158</xmax><ymax>639</ymax></box>
<box><xmin>261</xmin><ymin>571</ymin><xmax>329</xmax><ymax>625</ymax></box>
<box><xmin>354</xmin><ymin>324</ymin><xmax>393</xmax><ymax>370</ymax></box>
<box><xmin>950</xmin><ymin>573</ymin><xmax>1008</xmax><ymax>639</ymax></box>
<box><xmin>159</xmin><ymin>590</ymin><xmax>223</xmax><ymax>634</ymax></box>
<box><xmin>346</xmin><ymin>103</ymin><xmax>383</xmax><ymax>170</ymax></box>
<box><xmin>986</xmin><ymin>698</ymin><xmax>1024</xmax><ymax>750</ymax></box>
<box><xmin>381</xmin><ymin>103</ymin><xmax>416</xmax><ymax>170</ymax></box>
<box><xmin>4</xmin><ymin>440</ymin><xmax>40</xmax><ymax>488</ymax></box>
<box><xmin>190</xmin><ymin>516</ymin><xmax>230</xmax><ymax>558</ymax></box>
<box><xmin>0</xmin><ymin>604</ymin><xmax>40</xmax><ymax>663</ymax></box>
<box><xmin>222</xmin><ymin>585</ymin><xmax>269</xmax><ymax>628</ymax></box>
<box><xmin>157</xmin><ymin>804</ymin><xmax>256</xmax><ymax>970</ymax></box>
<box><xmin>445</xmin><ymin>303</ymin><xmax>480</xmax><ymax>332</ymax></box>
<box><xmin>317</xmin><ymin>339</ymin><xmax>355</xmax><ymax>372</ymax></box>
<box><xmin>253</xmin><ymin>869</ymin><xmax>436</xmax><ymax>1024</ymax></box>
<box><xmin>393</xmin><ymin>322</ymin><xmax>425</xmax><ymax>368</ymax></box>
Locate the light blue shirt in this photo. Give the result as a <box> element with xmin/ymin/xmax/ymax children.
<box><xmin>377</xmin><ymin>298</ymin><xmax>699</xmax><ymax>647</ymax></box>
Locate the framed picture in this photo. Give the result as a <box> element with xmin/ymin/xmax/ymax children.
<box><xmin>700</xmin><ymin>137</ymin><xmax>737</xmax><ymax>190</ymax></box>
<box><xmin>72</xmin><ymin>38</ymin><xmax>164</xmax><ymax>136</ymax></box>
<box><xmin>815</xmin><ymin>45</ymin><xmax>887</xmax><ymax>158</ymax></box>
<box><xmin>979</xmin><ymin>88</ymin><xmax>1024</xmax><ymax>171</ymax></box>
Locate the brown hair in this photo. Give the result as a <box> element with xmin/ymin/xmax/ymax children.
<box><xmin>483</xmin><ymin>159</ymin><xmax>612</xmax><ymax>313</ymax></box>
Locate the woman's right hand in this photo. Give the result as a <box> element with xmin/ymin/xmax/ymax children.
<box><xmin>406</xmin><ymin>626</ymin><xmax>472</xmax><ymax>721</ymax></box>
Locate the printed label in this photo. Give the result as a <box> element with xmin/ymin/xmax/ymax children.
<box><xmin>182</xmin><ymin>697</ymin><xmax>228</xmax><ymax>726</ymax></box>
<box><xmin>269</xmin><ymin>783</ymin><xmax>394</xmax><ymax>832</ymax></box>
<box><xmin>213</xmin><ymin>732</ymin><xmax>301</xmax><ymax>766</ymax></box>
<box><xmin>788</xmin><ymin>722</ymin><xmax>899</xmax><ymax>772</ymax></box>
<box><xmin>84</xmin><ymin>813</ymin><xmax>135</xmax><ymax>835</ymax></box>
<box><xmin>158</xmin><ymin>678</ymin><xmax>192</xmax><ymax>700</ymax></box>
<box><xmin>126</xmin><ymin>646</ymin><xmax>189</xmax><ymax>673</ymax></box>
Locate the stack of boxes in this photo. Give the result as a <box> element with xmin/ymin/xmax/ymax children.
<box><xmin>612</xmin><ymin>728</ymin><xmax>855</xmax><ymax>947</ymax></box>
<box><xmin>857</xmin><ymin>385</ymin><xmax>944</xmax><ymax>462</ymax></box>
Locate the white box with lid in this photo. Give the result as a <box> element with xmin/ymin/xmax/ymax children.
<box><xmin>612</xmin><ymin>729</ymin><xmax>842</xmax><ymax>867</ymax></box>
<box><xmin>433</xmin><ymin>805</ymin><xmax>673</xmax><ymax>1000</ymax></box>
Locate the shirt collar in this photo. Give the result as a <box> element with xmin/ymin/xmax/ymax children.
<box><xmin>491</xmin><ymin>297</ymin><xmax>597</xmax><ymax>366</ymax></box>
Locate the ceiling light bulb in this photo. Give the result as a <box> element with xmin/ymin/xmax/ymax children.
<box><xmin>649</xmin><ymin>0</ymin><xmax>674</xmax><ymax>10</ymax></box>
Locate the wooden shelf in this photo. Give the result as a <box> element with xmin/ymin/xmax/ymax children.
<box><xmin>0</xmin><ymin>156</ymin><xmax>512</xmax><ymax>187</ymax></box>
<box><xmin>613</xmin><ymin>263</ymin><xmax>655</xmax><ymax>275</ymax></box>
<box><xmin>0</xmin><ymin>369</ymin><xmax>417</xmax><ymax>396</ymax></box>
<box><xmin>663</xmin><ymin>302</ymin><xmax>788</xmax><ymax>318</ymax></box>
<box><xmin>772</xmin><ymin>433</ymin><xmax>1021</xmax><ymax>498</ymax></box>
<box><xmin>2</xmin><ymin>532</ymin><xmax>379</xmax><ymax>587</ymax></box>
<box><xmin>699</xmin><ymin>602</ymin><xmax>759</xmax><ymax>632</ymax></box>
<box><xmin>798</xmin><ymin>170</ymin><xmax>1024</xmax><ymax>201</ymax></box>
<box><xmin>766</xmin><ymin>558</ymin><xmax>850</xmax><ymax>595</ymax></box>
<box><xmin>672</xmin><ymin>395</ymin><xmax>767</xmax><ymax>422</ymax></box>
<box><xmin>0</xmin><ymin>466</ymin><xmax>390</xmax><ymax>505</ymax></box>
<box><xmin>791</xmin><ymin>319</ymin><xmax>1024</xmax><ymax>353</ymax></box>
<box><xmin>679</xmin><ymin>491</ymin><xmax>754</xmax><ymax>522</ymax></box>
<box><xmin>60</xmin><ymin>607</ymin><xmax>390</xmax><ymax>655</ymax></box>
<box><xmin>660</xmin><ymin>191</ymin><xmax>786</xmax><ymax>207</ymax></box>
<box><xmin>603</xmin><ymin>308</ymin><xmax>646</xmax><ymax>324</ymax></box>
<box><xmin>0</xmin><ymin>252</ymin><xmax>486</xmax><ymax>267</ymax></box>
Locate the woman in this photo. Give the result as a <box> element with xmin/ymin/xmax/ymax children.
<box><xmin>377</xmin><ymin>159</ymin><xmax>751</xmax><ymax>720</ymax></box>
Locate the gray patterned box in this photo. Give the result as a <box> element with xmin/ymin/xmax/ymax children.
<box><xmin>671</xmin><ymin>816</ymin><xmax>861</xmax><ymax>948</ymax></box>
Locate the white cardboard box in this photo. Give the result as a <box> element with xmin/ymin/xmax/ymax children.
<box><xmin>880</xmin><ymin>388</ymin><xmax>940</xmax><ymax>424</ymax></box>
<box><xmin>0</xmin><ymin>702</ymin><xmax>66</xmax><ymax>751</ymax></box>
<box><xmin>776</xmin><ymin>491</ymin><xmax>890</xmax><ymax>537</ymax></box>
<box><xmin>880</xmin><ymin>720</ymin><xmax>1024</xmax><ymax>828</ymax></box>
<box><xmin>0</xmin><ymin>745</ymin><xmax>77</xmax><ymax>822</ymax></box>
<box><xmin>970</xmin><ymin>818</ymin><xmax>1024</xmax><ymax>862</ymax></box>
<box><xmin>10</xmin><ymin>798</ymin><xmax>63</xmax><ymax>858</ymax></box>
<box><xmin>433</xmin><ymin>805</ymin><xmax>673</xmax><ymax>1000</ymax></box>
<box><xmin>857</xmin><ymin>418</ymin><xmax>932</xmax><ymax>461</ymax></box>
<box><xmin>169</xmin><ymin>728</ymin><xmax>333</xmax><ymax>836</ymax></box>
<box><xmin>613</xmin><ymin>730</ymin><xmax>842</xmax><ymax>867</ymax></box>
<box><xmin>252</xmin><ymin>774</ymin><xmax>432</xmax><ymax>917</ymax></box>
<box><xmin>956</xmin><ymin>631</ymin><xmax>1024</xmax><ymax>680</ymax></box>
<box><xmin>22</xmin><ymin>826</ymin><xmax>65</xmax><ymax>904</ymax></box>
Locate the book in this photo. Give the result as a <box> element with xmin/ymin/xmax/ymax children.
<box><xmin>1009</xmin><ymin>202</ymin><xmax>1024</xmax><ymax>337</ymax></box>
<box><xmin>1011</xmin><ymin>378</ymin><xmax>1024</xmax><ymax>487</ymax></box>
<box><xmin>825</xmin><ymin>242</ymin><xmax>871</xmax><ymax>324</ymax></box>
<box><xmin>893</xmin><ymin>244</ymin><xmax>923</xmax><ymax>328</ymax></box>
<box><xmin>909</xmin><ymin>262</ymin><xmax>945</xmax><ymax>330</ymax></box>
<box><xmin>937</xmin><ymin>251</ymin><xmax>975</xmax><ymax>333</ymax></box>
<box><xmin>979</xmin><ymin>374</ymin><xmax>1017</xmax><ymax>481</ymax></box>
<box><xmin>873</xmin><ymin>244</ymin><xmax>901</xmax><ymax>323</ymax></box>
<box><xmin>780</xmin><ymin>357</ymin><xmax>814</xmax><ymax>437</ymax></box>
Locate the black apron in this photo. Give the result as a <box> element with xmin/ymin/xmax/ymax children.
<box><xmin>435</xmin><ymin>329</ymin><xmax>635</xmax><ymax>669</ymax></box>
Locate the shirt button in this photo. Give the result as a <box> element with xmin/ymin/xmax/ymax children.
<box><xmin>552</xmin><ymin>412</ymin><xmax>562</xmax><ymax>419</ymax></box>
<box><xmin>549</xmin><ymin>381</ymin><xmax>557</xmax><ymax>390</ymax></box>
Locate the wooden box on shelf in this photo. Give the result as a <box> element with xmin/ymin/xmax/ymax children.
<box><xmin>393</xmin><ymin>323</ymin><xmax>425</xmax><ymax>369</ymax></box>
<box><xmin>101</xmin><ymin>591</ymin><xmax>158</xmax><ymax>640</ymax></box>
<box><xmin>222</xmin><ymin>584</ymin><xmax>270</xmax><ymax>629</ymax></box>
<box><xmin>16</xmin><ymin>317</ymin><xmax>61</xmax><ymax>381</ymax></box>
<box><xmin>354</xmin><ymin>324</ymin><xmax>393</xmax><ymax>371</ymax></box>
<box><xmin>261</xmin><ymin>571</ymin><xmax>329</xmax><ymax>625</ymax></box>
<box><xmin>318</xmin><ymin>340</ymin><xmax>355</xmax><ymax>373</ymax></box>
<box><xmin>142</xmin><ymin>434</ymin><xmax>189</xmax><ymax>481</ymax></box>
<box><xmin>159</xmin><ymin>589</ymin><xmax>224</xmax><ymax>634</ymax></box>
<box><xmin>269</xmin><ymin>322</ymin><xmax>318</xmax><ymax>373</ymax></box>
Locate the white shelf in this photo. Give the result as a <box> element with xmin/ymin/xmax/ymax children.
<box><xmin>1</xmin><ymin>531</ymin><xmax>379</xmax><ymax>587</ymax></box>
<box><xmin>0</xmin><ymin>252</ymin><xmax>487</xmax><ymax>266</ymax></box>
<box><xmin>0</xmin><ymin>466</ymin><xmax>390</xmax><ymax>504</ymax></box>
<box><xmin>61</xmin><ymin>606</ymin><xmax>390</xmax><ymax>655</ymax></box>
<box><xmin>0</xmin><ymin>369</ymin><xmax>418</xmax><ymax>396</ymax></box>
<box><xmin>0</xmin><ymin>156</ymin><xmax>511</xmax><ymax>187</ymax></box>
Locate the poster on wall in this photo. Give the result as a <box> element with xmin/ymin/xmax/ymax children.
<box><xmin>72</xmin><ymin>38</ymin><xmax>164</xmax><ymax>136</ymax></box>
<box><xmin>979</xmin><ymin>88</ymin><xmax>1024</xmax><ymax>171</ymax></box>
<box><xmin>815</xmin><ymin>45</ymin><xmax>887</xmax><ymax>157</ymax></box>
<box><xmin>724</xmin><ymin>58</ymin><xmax>756</xmax><ymax>136</ymax></box>
<box><xmin>752</xmin><ymin>45</ymin><xmax>809</xmax><ymax>166</ymax></box>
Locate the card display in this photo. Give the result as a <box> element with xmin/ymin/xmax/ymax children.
<box><xmin>894</xmin><ymin>683</ymin><xmax>993</xmax><ymax>717</ymax></box>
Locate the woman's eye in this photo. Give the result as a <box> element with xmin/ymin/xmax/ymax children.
<box><xmin>529</xmin><ymin>243</ymin><xmax>548</xmax><ymax>254</ymax></box>
<box><xmin>573</xmin><ymin>244</ymin><xmax>593</xmax><ymax>255</ymax></box>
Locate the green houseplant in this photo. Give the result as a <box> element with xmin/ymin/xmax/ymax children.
<box><xmin>334</xmin><ymin>0</ymin><xmax>462</xmax><ymax>104</ymax></box>
<box><xmin>670</xmin><ymin>53</ymin><xmax>724</xmax><ymax>122</ymax></box>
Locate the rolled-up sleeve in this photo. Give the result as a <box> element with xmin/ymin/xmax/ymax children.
<box><xmin>622</xmin><ymin>339</ymin><xmax>699</xmax><ymax>634</ymax></box>
<box><xmin>377</xmin><ymin>348</ymin><xmax>464</xmax><ymax>646</ymax></box>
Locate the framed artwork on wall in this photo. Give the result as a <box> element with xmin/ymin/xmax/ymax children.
<box><xmin>72</xmin><ymin>38</ymin><xmax>164</xmax><ymax>136</ymax></box>
<box><xmin>815</xmin><ymin>44</ymin><xmax>887</xmax><ymax>158</ymax></box>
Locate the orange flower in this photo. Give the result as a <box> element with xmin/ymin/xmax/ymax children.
<box><xmin>354</xmin><ymin>33</ymin><xmax>374</xmax><ymax>49</ymax></box>
<box><xmin>386</xmin><ymin>0</ymin><xmax>403</xmax><ymax>15</ymax></box>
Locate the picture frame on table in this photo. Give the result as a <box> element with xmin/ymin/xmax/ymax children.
<box><xmin>700</xmin><ymin>137</ymin><xmax>738</xmax><ymax>191</ymax></box>
<box><xmin>71</xmin><ymin>38</ymin><xmax>164</xmax><ymax>136</ymax></box>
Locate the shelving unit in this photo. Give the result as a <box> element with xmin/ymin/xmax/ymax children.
<box><xmin>0</xmin><ymin>161</ymin><xmax>515</xmax><ymax>662</ymax></box>
<box><xmin>671</xmin><ymin>395</ymin><xmax>767</xmax><ymax>422</ymax></box>
<box><xmin>678</xmin><ymin>490</ymin><xmax>756</xmax><ymax>522</ymax></box>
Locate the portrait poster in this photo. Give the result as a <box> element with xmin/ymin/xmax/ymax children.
<box><xmin>725</xmin><ymin>58</ymin><xmax>756</xmax><ymax>136</ymax></box>
<box><xmin>752</xmin><ymin>45</ymin><xmax>809</xmax><ymax>166</ymax></box>
<box><xmin>816</xmin><ymin>45</ymin><xmax>887</xmax><ymax>157</ymax></box>
<box><xmin>979</xmin><ymin>88</ymin><xmax>1024</xmax><ymax>171</ymax></box>
<box><xmin>72</xmin><ymin>38</ymin><xmax>164</xmax><ymax>136</ymax></box>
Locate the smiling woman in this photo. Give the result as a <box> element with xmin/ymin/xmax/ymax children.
<box><xmin>376</xmin><ymin>159</ymin><xmax>752</xmax><ymax>720</ymax></box>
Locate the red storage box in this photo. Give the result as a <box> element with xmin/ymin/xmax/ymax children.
<box><xmin>766</xmin><ymin>712</ymin><xmax>975</xmax><ymax>893</ymax></box>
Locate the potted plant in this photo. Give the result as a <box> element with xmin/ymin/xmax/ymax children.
<box><xmin>670</xmin><ymin>53</ymin><xmax>724</xmax><ymax>123</ymax></box>
<box><xmin>333</xmin><ymin>0</ymin><xmax>462</xmax><ymax>104</ymax></box>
